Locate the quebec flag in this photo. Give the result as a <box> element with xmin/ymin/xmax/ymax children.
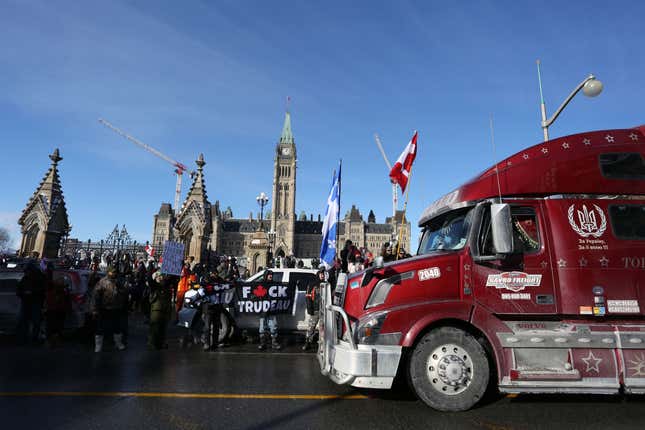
<box><xmin>319</xmin><ymin>163</ymin><xmax>341</xmax><ymax>269</ymax></box>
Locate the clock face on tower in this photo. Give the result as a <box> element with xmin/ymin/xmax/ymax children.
<box><xmin>281</xmin><ymin>146</ymin><xmax>291</xmax><ymax>156</ymax></box>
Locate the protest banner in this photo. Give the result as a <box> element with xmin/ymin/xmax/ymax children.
<box><xmin>235</xmin><ymin>281</ymin><xmax>296</xmax><ymax>315</ymax></box>
<box><xmin>160</xmin><ymin>241</ymin><xmax>185</xmax><ymax>275</ymax></box>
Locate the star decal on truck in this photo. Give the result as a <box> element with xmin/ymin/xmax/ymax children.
<box><xmin>582</xmin><ymin>351</ymin><xmax>602</xmax><ymax>373</ymax></box>
<box><xmin>629</xmin><ymin>353</ymin><xmax>645</xmax><ymax>377</ymax></box>
<box><xmin>598</xmin><ymin>256</ymin><xmax>609</xmax><ymax>267</ymax></box>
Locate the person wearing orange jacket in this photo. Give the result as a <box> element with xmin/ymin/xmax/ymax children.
<box><xmin>175</xmin><ymin>263</ymin><xmax>196</xmax><ymax>315</ymax></box>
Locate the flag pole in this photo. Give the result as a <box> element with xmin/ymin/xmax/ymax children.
<box><xmin>395</xmin><ymin>169</ymin><xmax>411</xmax><ymax>260</ymax></box>
<box><xmin>335</xmin><ymin>159</ymin><xmax>342</xmax><ymax>265</ymax></box>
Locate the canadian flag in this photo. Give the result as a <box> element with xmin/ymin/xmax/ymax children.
<box><xmin>145</xmin><ymin>244</ymin><xmax>155</xmax><ymax>257</ymax></box>
<box><xmin>389</xmin><ymin>131</ymin><xmax>418</xmax><ymax>193</ymax></box>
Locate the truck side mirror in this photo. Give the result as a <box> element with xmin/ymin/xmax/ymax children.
<box><xmin>491</xmin><ymin>204</ymin><xmax>514</xmax><ymax>255</ymax></box>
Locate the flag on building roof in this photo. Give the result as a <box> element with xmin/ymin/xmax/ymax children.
<box><xmin>389</xmin><ymin>131</ymin><xmax>418</xmax><ymax>193</ymax></box>
<box><xmin>320</xmin><ymin>162</ymin><xmax>341</xmax><ymax>269</ymax></box>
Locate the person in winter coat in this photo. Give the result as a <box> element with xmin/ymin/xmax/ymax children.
<box><xmin>302</xmin><ymin>269</ymin><xmax>325</xmax><ymax>351</ymax></box>
<box><xmin>91</xmin><ymin>266</ymin><xmax>128</xmax><ymax>352</ymax></box>
<box><xmin>45</xmin><ymin>268</ymin><xmax>70</xmax><ymax>347</ymax></box>
<box><xmin>16</xmin><ymin>261</ymin><xmax>46</xmax><ymax>344</ymax></box>
<box><xmin>257</xmin><ymin>270</ymin><xmax>280</xmax><ymax>350</ymax></box>
<box><xmin>176</xmin><ymin>264</ymin><xmax>195</xmax><ymax>315</ymax></box>
<box><xmin>147</xmin><ymin>271</ymin><xmax>173</xmax><ymax>350</ymax></box>
<box><xmin>130</xmin><ymin>261</ymin><xmax>147</xmax><ymax>313</ymax></box>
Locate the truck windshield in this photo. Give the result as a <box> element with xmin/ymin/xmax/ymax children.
<box><xmin>418</xmin><ymin>208</ymin><xmax>474</xmax><ymax>254</ymax></box>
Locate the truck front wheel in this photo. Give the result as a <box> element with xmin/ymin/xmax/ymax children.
<box><xmin>409</xmin><ymin>327</ymin><xmax>490</xmax><ymax>411</ymax></box>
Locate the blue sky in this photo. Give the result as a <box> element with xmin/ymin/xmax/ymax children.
<box><xmin>1</xmin><ymin>0</ymin><xmax>644</xmax><ymax>251</ymax></box>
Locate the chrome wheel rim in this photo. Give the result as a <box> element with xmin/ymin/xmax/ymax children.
<box><xmin>426</xmin><ymin>343</ymin><xmax>473</xmax><ymax>395</ymax></box>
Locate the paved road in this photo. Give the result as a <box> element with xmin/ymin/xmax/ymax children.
<box><xmin>1</xmin><ymin>309</ymin><xmax>645</xmax><ymax>429</ymax></box>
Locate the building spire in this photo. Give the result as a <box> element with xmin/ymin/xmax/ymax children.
<box><xmin>196</xmin><ymin>153</ymin><xmax>205</xmax><ymax>170</ymax></box>
<box><xmin>280</xmin><ymin>111</ymin><xmax>294</xmax><ymax>144</ymax></box>
<box><xmin>49</xmin><ymin>148</ymin><xmax>62</xmax><ymax>165</ymax></box>
<box><xmin>18</xmin><ymin>148</ymin><xmax>70</xmax><ymax>258</ymax></box>
<box><xmin>178</xmin><ymin>153</ymin><xmax>208</xmax><ymax>212</ymax></box>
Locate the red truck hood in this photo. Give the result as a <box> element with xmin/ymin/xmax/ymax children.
<box><xmin>342</xmin><ymin>252</ymin><xmax>463</xmax><ymax>321</ymax></box>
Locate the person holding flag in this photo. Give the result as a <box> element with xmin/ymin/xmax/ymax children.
<box><xmin>389</xmin><ymin>131</ymin><xmax>418</xmax><ymax>259</ymax></box>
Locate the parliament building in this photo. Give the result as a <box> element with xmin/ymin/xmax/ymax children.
<box><xmin>151</xmin><ymin>111</ymin><xmax>411</xmax><ymax>272</ymax></box>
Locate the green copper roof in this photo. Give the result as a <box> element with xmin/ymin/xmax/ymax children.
<box><xmin>280</xmin><ymin>111</ymin><xmax>294</xmax><ymax>144</ymax></box>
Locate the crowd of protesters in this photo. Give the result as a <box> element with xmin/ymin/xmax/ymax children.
<box><xmin>331</xmin><ymin>239</ymin><xmax>411</xmax><ymax>276</ymax></box>
<box><xmin>8</xmin><ymin>251</ymin><xmax>248</xmax><ymax>352</ymax></box>
<box><xmin>7</xmin><ymin>239</ymin><xmax>410</xmax><ymax>352</ymax></box>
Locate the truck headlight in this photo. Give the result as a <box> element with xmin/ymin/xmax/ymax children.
<box><xmin>354</xmin><ymin>311</ymin><xmax>401</xmax><ymax>345</ymax></box>
<box><xmin>356</xmin><ymin>313</ymin><xmax>386</xmax><ymax>344</ymax></box>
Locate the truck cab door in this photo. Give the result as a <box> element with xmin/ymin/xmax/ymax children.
<box><xmin>472</xmin><ymin>202</ymin><xmax>557</xmax><ymax>314</ymax></box>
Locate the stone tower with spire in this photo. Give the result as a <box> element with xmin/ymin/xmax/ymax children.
<box><xmin>173</xmin><ymin>153</ymin><xmax>212</xmax><ymax>262</ymax></box>
<box><xmin>270</xmin><ymin>111</ymin><xmax>297</xmax><ymax>257</ymax></box>
<box><xmin>18</xmin><ymin>148</ymin><xmax>71</xmax><ymax>258</ymax></box>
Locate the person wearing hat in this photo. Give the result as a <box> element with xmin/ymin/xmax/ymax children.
<box><xmin>147</xmin><ymin>271</ymin><xmax>173</xmax><ymax>350</ymax></box>
<box><xmin>257</xmin><ymin>269</ymin><xmax>280</xmax><ymax>350</ymax></box>
<box><xmin>91</xmin><ymin>265</ymin><xmax>128</xmax><ymax>352</ymax></box>
<box><xmin>302</xmin><ymin>268</ymin><xmax>326</xmax><ymax>351</ymax></box>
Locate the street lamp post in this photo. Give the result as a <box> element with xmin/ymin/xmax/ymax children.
<box><xmin>256</xmin><ymin>192</ymin><xmax>269</xmax><ymax>231</ymax></box>
<box><xmin>267</xmin><ymin>229</ymin><xmax>276</xmax><ymax>267</ymax></box>
<box><xmin>537</xmin><ymin>60</ymin><xmax>603</xmax><ymax>142</ymax></box>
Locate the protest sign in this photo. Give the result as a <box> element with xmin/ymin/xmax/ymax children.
<box><xmin>160</xmin><ymin>241</ymin><xmax>185</xmax><ymax>275</ymax></box>
<box><xmin>235</xmin><ymin>281</ymin><xmax>296</xmax><ymax>315</ymax></box>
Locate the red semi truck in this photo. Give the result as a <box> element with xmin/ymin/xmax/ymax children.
<box><xmin>318</xmin><ymin>125</ymin><xmax>645</xmax><ymax>411</ymax></box>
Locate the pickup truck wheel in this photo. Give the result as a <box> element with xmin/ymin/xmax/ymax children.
<box><xmin>409</xmin><ymin>327</ymin><xmax>489</xmax><ymax>412</ymax></box>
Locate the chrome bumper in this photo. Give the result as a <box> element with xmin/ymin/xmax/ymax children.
<box><xmin>317</xmin><ymin>283</ymin><xmax>402</xmax><ymax>389</ymax></box>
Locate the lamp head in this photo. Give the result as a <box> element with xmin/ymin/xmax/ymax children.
<box><xmin>583</xmin><ymin>76</ymin><xmax>603</xmax><ymax>97</ymax></box>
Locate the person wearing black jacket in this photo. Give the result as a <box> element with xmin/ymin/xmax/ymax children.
<box><xmin>258</xmin><ymin>270</ymin><xmax>280</xmax><ymax>350</ymax></box>
<box><xmin>340</xmin><ymin>240</ymin><xmax>352</xmax><ymax>273</ymax></box>
<box><xmin>302</xmin><ymin>269</ymin><xmax>325</xmax><ymax>351</ymax></box>
<box><xmin>16</xmin><ymin>262</ymin><xmax>46</xmax><ymax>344</ymax></box>
<box><xmin>147</xmin><ymin>271</ymin><xmax>173</xmax><ymax>350</ymax></box>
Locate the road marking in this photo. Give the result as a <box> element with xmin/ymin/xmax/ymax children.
<box><xmin>201</xmin><ymin>351</ymin><xmax>315</xmax><ymax>357</ymax></box>
<box><xmin>0</xmin><ymin>391</ymin><xmax>368</xmax><ymax>400</ymax></box>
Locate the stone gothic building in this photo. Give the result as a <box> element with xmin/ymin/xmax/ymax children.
<box><xmin>18</xmin><ymin>149</ymin><xmax>71</xmax><ymax>258</ymax></box>
<box><xmin>151</xmin><ymin>111</ymin><xmax>410</xmax><ymax>272</ymax></box>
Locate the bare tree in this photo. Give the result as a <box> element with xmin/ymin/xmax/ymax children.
<box><xmin>0</xmin><ymin>227</ymin><xmax>10</xmax><ymax>252</ymax></box>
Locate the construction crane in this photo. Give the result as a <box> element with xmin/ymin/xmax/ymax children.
<box><xmin>98</xmin><ymin>118</ymin><xmax>194</xmax><ymax>211</ymax></box>
<box><xmin>374</xmin><ymin>133</ymin><xmax>398</xmax><ymax>217</ymax></box>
